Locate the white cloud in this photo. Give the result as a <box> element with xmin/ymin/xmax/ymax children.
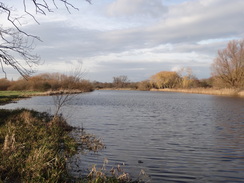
<box><xmin>171</xmin><ymin>66</ymin><xmax>182</xmax><ymax>72</ymax></box>
<box><xmin>2</xmin><ymin>0</ymin><xmax>244</xmax><ymax>81</ymax></box>
<box><xmin>106</xmin><ymin>0</ymin><xmax>167</xmax><ymax>17</ymax></box>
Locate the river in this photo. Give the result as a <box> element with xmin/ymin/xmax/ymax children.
<box><xmin>2</xmin><ymin>90</ymin><xmax>244</xmax><ymax>182</ymax></box>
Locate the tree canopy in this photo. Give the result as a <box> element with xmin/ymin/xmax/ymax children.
<box><xmin>150</xmin><ymin>71</ymin><xmax>180</xmax><ymax>89</ymax></box>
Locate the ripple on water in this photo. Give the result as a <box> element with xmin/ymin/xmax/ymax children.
<box><xmin>2</xmin><ymin>90</ymin><xmax>244</xmax><ymax>182</ymax></box>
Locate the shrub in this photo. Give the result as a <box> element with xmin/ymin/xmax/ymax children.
<box><xmin>137</xmin><ymin>80</ymin><xmax>152</xmax><ymax>91</ymax></box>
<box><xmin>0</xmin><ymin>79</ymin><xmax>11</xmax><ymax>91</ymax></box>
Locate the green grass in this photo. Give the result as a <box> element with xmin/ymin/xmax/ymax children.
<box><xmin>0</xmin><ymin>91</ymin><xmax>43</xmax><ymax>105</ymax></box>
<box><xmin>0</xmin><ymin>91</ymin><xmax>42</xmax><ymax>97</ymax></box>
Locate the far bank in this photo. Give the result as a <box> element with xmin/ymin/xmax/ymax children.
<box><xmin>150</xmin><ymin>88</ymin><xmax>244</xmax><ymax>97</ymax></box>
<box><xmin>97</xmin><ymin>87</ymin><xmax>244</xmax><ymax>97</ymax></box>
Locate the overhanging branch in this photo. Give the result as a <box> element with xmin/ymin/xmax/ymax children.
<box><xmin>0</xmin><ymin>0</ymin><xmax>91</xmax><ymax>78</ymax></box>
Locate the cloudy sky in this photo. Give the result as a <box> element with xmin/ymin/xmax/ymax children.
<box><xmin>2</xmin><ymin>0</ymin><xmax>244</xmax><ymax>82</ymax></box>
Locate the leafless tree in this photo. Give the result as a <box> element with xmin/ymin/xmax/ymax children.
<box><xmin>211</xmin><ymin>39</ymin><xmax>244</xmax><ymax>88</ymax></box>
<box><xmin>0</xmin><ymin>0</ymin><xmax>91</xmax><ymax>78</ymax></box>
<box><xmin>113</xmin><ymin>75</ymin><xmax>129</xmax><ymax>88</ymax></box>
<box><xmin>52</xmin><ymin>64</ymin><xmax>85</xmax><ymax>117</ymax></box>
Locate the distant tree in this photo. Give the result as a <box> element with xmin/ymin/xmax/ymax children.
<box><xmin>0</xmin><ymin>0</ymin><xmax>91</xmax><ymax>78</ymax></box>
<box><xmin>177</xmin><ymin>67</ymin><xmax>198</xmax><ymax>88</ymax></box>
<box><xmin>113</xmin><ymin>75</ymin><xmax>129</xmax><ymax>88</ymax></box>
<box><xmin>211</xmin><ymin>39</ymin><xmax>244</xmax><ymax>88</ymax></box>
<box><xmin>0</xmin><ymin>78</ymin><xmax>11</xmax><ymax>90</ymax></box>
<box><xmin>150</xmin><ymin>71</ymin><xmax>180</xmax><ymax>89</ymax></box>
<box><xmin>6</xmin><ymin>71</ymin><xmax>93</xmax><ymax>92</ymax></box>
<box><xmin>92</xmin><ymin>81</ymin><xmax>113</xmax><ymax>89</ymax></box>
<box><xmin>7</xmin><ymin>78</ymin><xmax>28</xmax><ymax>91</ymax></box>
<box><xmin>137</xmin><ymin>80</ymin><xmax>152</xmax><ymax>91</ymax></box>
<box><xmin>198</xmin><ymin>77</ymin><xmax>214</xmax><ymax>88</ymax></box>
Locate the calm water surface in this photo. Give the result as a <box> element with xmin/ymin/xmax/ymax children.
<box><xmin>2</xmin><ymin>90</ymin><xmax>244</xmax><ymax>182</ymax></box>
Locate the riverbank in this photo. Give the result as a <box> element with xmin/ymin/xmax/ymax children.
<box><xmin>150</xmin><ymin>88</ymin><xmax>244</xmax><ymax>97</ymax></box>
<box><xmin>0</xmin><ymin>109</ymin><xmax>79</xmax><ymax>182</ymax></box>
<box><xmin>0</xmin><ymin>91</ymin><xmax>40</xmax><ymax>105</ymax></box>
<box><xmin>98</xmin><ymin>88</ymin><xmax>135</xmax><ymax>91</ymax></box>
<box><xmin>0</xmin><ymin>90</ymin><xmax>86</xmax><ymax>105</ymax></box>
<box><xmin>97</xmin><ymin>87</ymin><xmax>244</xmax><ymax>97</ymax></box>
<box><xmin>0</xmin><ymin>92</ymin><xmax>138</xmax><ymax>182</ymax></box>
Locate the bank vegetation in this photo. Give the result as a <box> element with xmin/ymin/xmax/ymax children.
<box><xmin>0</xmin><ymin>109</ymin><xmax>78</xmax><ymax>182</ymax></box>
<box><xmin>0</xmin><ymin>108</ymin><xmax>142</xmax><ymax>183</ymax></box>
<box><xmin>0</xmin><ymin>72</ymin><xmax>94</xmax><ymax>93</ymax></box>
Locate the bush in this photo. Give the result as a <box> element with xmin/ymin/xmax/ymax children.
<box><xmin>7</xmin><ymin>79</ymin><xmax>28</xmax><ymax>91</ymax></box>
<box><xmin>0</xmin><ymin>79</ymin><xmax>11</xmax><ymax>91</ymax></box>
<box><xmin>137</xmin><ymin>80</ymin><xmax>152</xmax><ymax>91</ymax></box>
<box><xmin>3</xmin><ymin>73</ymin><xmax>94</xmax><ymax>92</ymax></box>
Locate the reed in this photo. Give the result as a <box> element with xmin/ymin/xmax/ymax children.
<box><xmin>84</xmin><ymin>158</ymin><xmax>150</xmax><ymax>183</ymax></box>
<box><xmin>151</xmin><ymin>88</ymin><xmax>244</xmax><ymax>97</ymax></box>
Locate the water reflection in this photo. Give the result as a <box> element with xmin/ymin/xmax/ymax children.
<box><xmin>1</xmin><ymin>90</ymin><xmax>244</xmax><ymax>182</ymax></box>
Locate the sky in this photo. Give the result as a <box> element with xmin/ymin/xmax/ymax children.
<box><xmin>1</xmin><ymin>0</ymin><xmax>244</xmax><ymax>82</ymax></box>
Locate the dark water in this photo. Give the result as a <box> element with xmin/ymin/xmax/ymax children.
<box><xmin>2</xmin><ymin>90</ymin><xmax>244</xmax><ymax>182</ymax></box>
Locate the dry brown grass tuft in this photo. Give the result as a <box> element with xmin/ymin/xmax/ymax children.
<box><xmin>80</xmin><ymin>131</ymin><xmax>106</xmax><ymax>153</ymax></box>
<box><xmin>0</xmin><ymin>109</ymin><xmax>77</xmax><ymax>182</ymax></box>
<box><xmin>3</xmin><ymin>133</ymin><xmax>16</xmax><ymax>151</ymax></box>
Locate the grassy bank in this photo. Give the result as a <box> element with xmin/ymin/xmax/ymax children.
<box><xmin>0</xmin><ymin>109</ymin><xmax>141</xmax><ymax>183</ymax></box>
<box><xmin>0</xmin><ymin>91</ymin><xmax>43</xmax><ymax>97</ymax></box>
<box><xmin>151</xmin><ymin>88</ymin><xmax>244</xmax><ymax>97</ymax></box>
<box><xmin>0</xmin><ymin>90</ymin><xmax>87</xmax><ymax>105</ymax></box>
<box><xmin>97</xmin><ymin>88</ymin><xmax>134</xmax><ymax>91</ymax></box>
<box><xmin>0</xmin><ymin>91</ymin><xmax>43</xmax><ymax>105</ymax></box>
<box><xmin>0</xmin><ymin>94</ymin><xmax>139</xmax><ymax>182</ymax></box>
<box><xmin>0</xmin><ymin>109</ymin><xmax>78</xmax><ymax>182</ymax></box>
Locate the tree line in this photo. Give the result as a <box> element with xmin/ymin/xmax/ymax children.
<box><xmin>92</xmin><ymin>72</ymin><xmax>212</xmax><ymax>91</ymax></box>
<box><xmin>1</xmin><ymin>39</ymin><xmax>243</xmax><ymax>92</ymax></box>
<box><xmin>1</xmin><ymin>1</ymin><xmax>243</xmax><ymax>92</ymax></box>
<box><xmin>0</xmin><ymin>73</ymin><xmax>94</xmax><ymax>92</ymax></box>
<box><xmin>94</xmin><ymin>39</ymin><xmax>244</xmax><ymax>91</ymax></box>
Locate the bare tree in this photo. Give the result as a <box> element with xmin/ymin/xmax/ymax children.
<box><xmin>0</xmin><ymin>0</ymin><xmax>91</xmax><ymax>78</ymax></box>
<box><xmin>211</xmin><ymin>39</ymin><xmax>244</xmax><ymax>88</ymax></box>
<box><xmin>113</xmin><ymin>75</ymin><xmax>129</xmax><ymax>88</ymax></box>
<box><xmin>0</xmin><ymin>26</ymin><xmax>39</xmax><ymax>78</ymax></box>
<box><xmin>52</xmin><ymin>64</ymin><xmax>85</xmax><ymax>117</ymax></box>
<box><xmin>177</xmin><ymin>67</ymin><xmax>198</xmax><ymax>88</ymax></box>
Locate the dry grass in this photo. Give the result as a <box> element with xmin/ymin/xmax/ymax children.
<box><xmin>0</xmin><ymin>109</ymin><xmax>78</xmax><ymax>182</ymax></box>
<box><xmin>98</xmin><ymin>88</ymin><xmax>134</xmax><ymax>91</ymax></box>
<box><xmin>84</xmin><ymin>158</ymin><xmax>150</xmax><ymax>183</ymax></box>
<box><xmin>80</xmin><ymin>131</ymin><xmax>106</xmax><ymax>153</ymax></box>
<box><xmin>0</xmin><ymin>109</ymin><xmax>140</xmax><ymax>183</ymax></box>
<box><xmin>151</xmin><ymin>88</ymin><xmax>244</xmax><ymax>97</ymax></box>
<box><xmin>43</xmin><ymin>89</ymin><xmax>84</xmax><ymax>95</ymax></box>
